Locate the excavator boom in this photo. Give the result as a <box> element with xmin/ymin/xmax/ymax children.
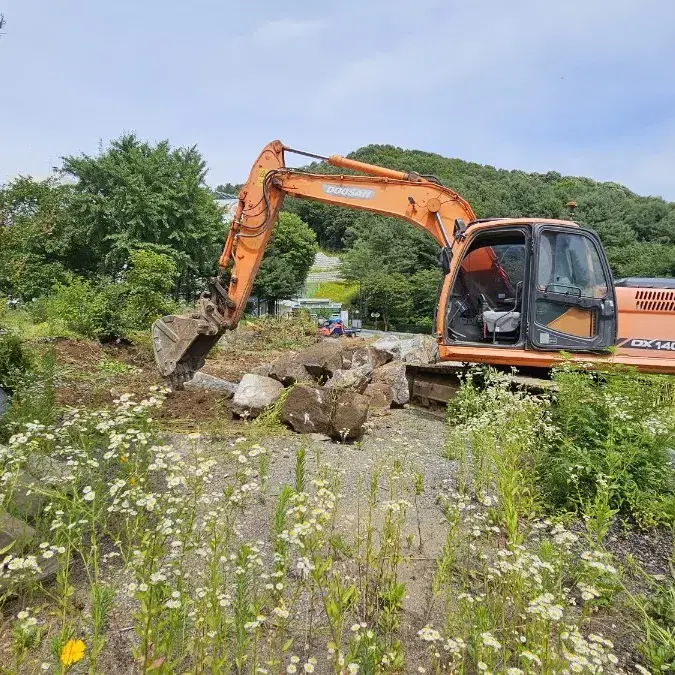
<box><xmin>152</xmin><ymin>141</ymin><xmax>475</xmax><ymax>386</ymax></box>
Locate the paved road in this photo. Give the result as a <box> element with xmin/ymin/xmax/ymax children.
<box><xmin>356</xmin><ymin>328</ymin><xmax>420</xmax><ymax>339</ymax></box>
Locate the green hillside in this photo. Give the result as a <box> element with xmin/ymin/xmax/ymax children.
<box><xmin>286</xmin><ymin>144</ymin><xmax>675</xmax><ymax>277</ymax></box>
<box><xmin>283</xmin><ymin>144</ymin><xmax>675</xmax><ymax>329</ymax></box>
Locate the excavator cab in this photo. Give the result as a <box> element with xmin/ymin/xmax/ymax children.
<box><xmin>444</xmin><ymin>222</ymin><xmax>617</xmax><ymax>352</ymax></box>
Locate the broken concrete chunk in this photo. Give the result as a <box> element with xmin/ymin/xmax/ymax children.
<box><xmin>281</xmin><ymin>384</ymin><xmax>333</xmax><ymax>435</ymax></box>
<box><xmin>364</xmin><ymin>382</ymin><xmax>394</xmax><ymax>408</ymax></box>
<box><xmin>231</xmin><ymin>374</ymin><xmax>284</xmax><ymax>418</ymax></box>
<box><xmin>372</xmin><ymin>362</ymin><xmax>409</xmax><ymax>406</ymax></box>
<box><xmin>0</xmin><ymin>510</ymin><xmax>35</xmax><ymax>552</ymax></box>
<box><xmin>183</xmin><ymin>372</ymin><xmax>238</xmax><ymax>397</ymax></box>
<box><xmin>399</xmin><ymin>334</ymin><xmax>439</xmax><ymax>365</ymax></box>
<box><xmin>268</xmin><ymin>352</ymin><xmax>312</xmax><ymax>386</ymax></box>
<box><xmin>0</xmin><ymin>387</ymin><xmax>8</xmax><ymax>418</ymax></box>
<box><xmin>332</xmin><ymin>392</ymin><xmax>369</xmax><ymax>440</ymax></box>
<box><xmin>324</xmin><ymin>364</ymin><xmax>373</xmax><ymax>394</ymax></box>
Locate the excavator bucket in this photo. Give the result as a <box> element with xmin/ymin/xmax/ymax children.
<box><xmin>152</xmin><ymin>307</ymin><xmax>225</xmax><ymax>388</ymax></box>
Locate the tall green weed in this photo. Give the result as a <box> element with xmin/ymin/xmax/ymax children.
<box><xmin>542</xmin><ymin>363</ymin><xmax>675</xmax><ymax>526</ymax></box>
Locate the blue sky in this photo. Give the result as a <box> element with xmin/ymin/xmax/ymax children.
<box><xmin>2</xmin><ymin>0</ymin><xmax>675</xmax><ymax>199</ymax></box>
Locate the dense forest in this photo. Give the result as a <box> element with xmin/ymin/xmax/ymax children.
<box><xmin>285</xmin><ymin>144</ymin><xmax>675</xmax><ymax>328</ymax></box>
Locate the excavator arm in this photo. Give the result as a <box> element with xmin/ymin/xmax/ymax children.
<box><xmin>152</xmin><ymin>140</ymin><xmax>475</xmax><ymax>386</ymax></box>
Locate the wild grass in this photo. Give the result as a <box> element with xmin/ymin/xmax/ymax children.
<box><xmin>0</xmin><ymin>363</ymin><xmax>673</xmax><ymax>672</ymax></box>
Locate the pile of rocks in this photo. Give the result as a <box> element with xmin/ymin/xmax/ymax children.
<box><xmin>184</xmin><ymin>333</ymin><xmax>439</xmax><ymax>440</ymax></box>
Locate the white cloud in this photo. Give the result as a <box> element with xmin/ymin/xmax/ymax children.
<box><xmin>252</xmin><ymin>18</ymin><xmax>324</xmax><ymax>45</ymax></box>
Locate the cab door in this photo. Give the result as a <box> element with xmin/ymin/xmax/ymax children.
<box><xmin>529</xmin><ymin>226</ymin><xmax>616</xmax><ymax>351</ymax></box>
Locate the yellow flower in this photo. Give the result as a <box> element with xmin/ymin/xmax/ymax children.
<box><xmin>60</xmin><ymin>639</ymin><xmax>85</xmax><ymax>667</ymax></box>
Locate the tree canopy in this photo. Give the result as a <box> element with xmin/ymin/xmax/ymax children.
<box><xmin>0</xmin><ymin>135</ymin><xmax>224</xmax><ymax>302</ymax></box>
<box><xmin>253</xmin><ymin>212</ymin><xmax>318</xmax><ymax>307</ymax></box>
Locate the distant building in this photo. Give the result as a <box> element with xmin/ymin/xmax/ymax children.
<box><xmin>215</xmin><ymin>198</ymin><xmax>238</xmax><ymax>222</ymax></box>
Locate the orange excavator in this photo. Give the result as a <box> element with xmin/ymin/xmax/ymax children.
<box><xmin>152</xmin><ymin>140</ymin><xmax>675</xmax><ymax>391</ymax></box>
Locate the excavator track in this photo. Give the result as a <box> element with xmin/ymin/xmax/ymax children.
<box><xmin>405</xmin><ymin>361</ymin><xmax>554</xmax><ymax>408</ymax></box>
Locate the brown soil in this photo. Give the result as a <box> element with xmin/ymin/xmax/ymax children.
<box><xmin>43</xmin><ymin>332</ymin><xmax>368</xmax><ymax>430</ymax></box>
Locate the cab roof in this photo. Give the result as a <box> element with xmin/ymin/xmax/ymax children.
<box><xmin>468</xmin><ymin>218</ymin><xmax>579</xmax><ymax>228</ymax></box>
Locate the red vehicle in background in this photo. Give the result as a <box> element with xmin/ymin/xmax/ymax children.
<box><xmin>318</xmin><ymin>317</ymin><xmax>358</xmax><ymax>337</ymax></box>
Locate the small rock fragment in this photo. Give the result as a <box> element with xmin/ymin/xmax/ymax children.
<box><xmin>183</xmin><ymin>372</ymin><xmax>238</xmax><ymax>397</ymax></box>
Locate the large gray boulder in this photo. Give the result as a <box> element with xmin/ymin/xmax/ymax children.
<box><xmin>268</xmin><ymin>352</ymin><xmax>311</xmax><ymax>386</ymax></box>
<box><xmin>370</xmin><ymin>335</ymin><xmax>402</xmax><ymax>360</ymax></box>
<box><xmin>183</xmin><ymin>372</ymin><xmax>238</xmax><ymax>397</ymax></box>
<box><xmin>400</xmin><ymin>335</ymin><xmax>439</xmax><ymax>365</ymax></box>
<box><xmin>231</xmin><ymin>374</ymin><xmax>284</xmax><ymax>418</ymax></box>
<box><xmin>281</xmin><ymin>384</ymin><xmax>333</xmax><ymax>435</ymax></box>
<box><xmin>0</xmin><ymin>509</ymin><xmax>35</xmax><ymax>551</ymax></box>
<box><xmin>324</xmin><ymin>363</ymin><xmax>373</xmax><ymax>394</ymax></box>
<box><xmin>298</xmin><ymin>340</ymin><xmax>345</xmax><ymax>380</ymax></box>
<box><xmin>351</xmin><ymin>345</ymin><xmax>392</xmax><ymax>370</ymax></box>
<box><xmin>372</xmin><ymin>361</ymin><xmax>409</xmax><ymax>406</ymax></box>
<box><xmin>281</xmin><ymin>384</ymin><xmax>370</xmax><ymax>439</ymax></box>
<box><xmin>252</xmin><ymin>362</ymin><xmax>273</xmax><ymax>377</ymax></box>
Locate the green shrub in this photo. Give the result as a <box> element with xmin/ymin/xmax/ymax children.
<box><xmin>0</xmin><ymin>329</ymin><xmax>31</xmax><ymax>389</ymax></box>
<box><xmin>0</xmin><ymin>349</ymin><xmax>55</xmax><ymax>439</ymax></box>
<box><xmin>46</xmin><ymin>276</ymin><xmax>129</xmax><ymax>340</ymax></box>
<box><xmin>538</xmin><ymin>363</ymin><xmax>675</xmax><ymax>526</ymax></box>
<box><xmin>447</xmin><ymin>364</ymin><xmax>675</xmax><ymax>527</ymax></box>
<box><xmin>122</xmin><ymin>249</ymin><xmax>179</xmax><ymax>330</ymax></box>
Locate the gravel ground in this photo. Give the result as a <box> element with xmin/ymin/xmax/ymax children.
<box><xmin>15</xmin><ymin>402</ymin><xmax>674</xmax><ymax>674</ymax></box>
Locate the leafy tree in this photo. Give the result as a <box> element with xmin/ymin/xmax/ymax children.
<box><xmin>61</xmin><ymin>134</ymin><xmax>223</xmax><ymax>299</ymax></box>
<box><xmin>46</xmin><ymin>276</ymin><xmax>129</xmax><ymax>341</ymax></box>
<box><xmin>360</xmin><ymin>272</ymin><xmax>412</xmax><ymax>331</ymax></box>
<box><xmin>0</xmin><ymin>176</ymin><xmax>72</xmax><ymax>300</ymax></box>
<box><xmin>252</xmin><ymin>212</ymin><xmax>318</xmax><ymax>311</ymax></box>
<box><xmin>214</xmin><ymin>183</ymin><xmax>242</xmax><ymax>198</ymax></box>
<box><xmin>409</xmin><ymin>268</ymin><xmax>443</xmax><ymax>329</ymax></box>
